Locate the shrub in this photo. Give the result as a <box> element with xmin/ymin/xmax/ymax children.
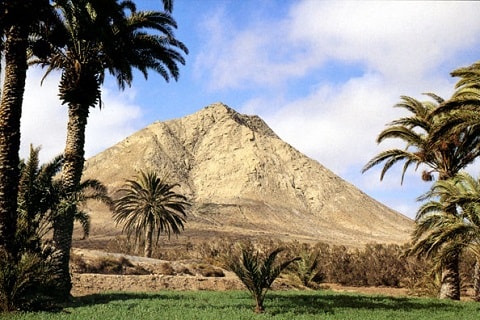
<box><xmin>190</xmin><ymin>263</ymin><xmax>225</xmax><ymax>277</ymax></box>
<box><xmin>157</xmin><ymin>262</ymin><xmax>176</xmax><ymax>275</ymax></box>
<box><xmin>0</xmin><ymin>248</ymin><xmax>61</xmax><ymax>312</ymax></box>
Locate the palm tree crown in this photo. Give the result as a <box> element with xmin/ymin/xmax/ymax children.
<box><xmin>17</xmin><ymin>146</ymin><xmax>112</xmax><ymax>248</ymax></box>
<box><xmin>362</xmin><ymin>93</ymin><xmax>479</xmax><ymax>182</ymax></box>
<box><xmin>35</xmin><ymin>0</ymin><xmax>188</xmax><ymax>109</ymax></box>
<box><xmin>113</xmin><ymin>170</ymin><xmax>189</xmax><ymax>257</ymax></box>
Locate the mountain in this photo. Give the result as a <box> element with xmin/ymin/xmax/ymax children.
<box><xmin>82</xmin><ymin>102</ymin><xmax>413</xmax><ymax>247</ymax></box>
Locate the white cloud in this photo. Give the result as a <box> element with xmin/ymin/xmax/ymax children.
<box><xmin>194</xmin><ymin>3</ymin><xmax>313</xmax><ymax>91</ymax></box>
<box><xmin>196</xmin><ymin>1</ymin><xmax>480</xmax><ymax>92</ymax></box>
<box><xmin>21</xmin><ymin>69</ymin><xmax>66</xmax><ymax>162</ymax></box>
<box><xmin>288</xmin><ymin>1</ymin><xmax>480</xmax><ymax>80</ymax></box>
<box><xmin>225</xmin><ymin>1</ymin><xmax>480</xmax><ymax>218</ymax></box>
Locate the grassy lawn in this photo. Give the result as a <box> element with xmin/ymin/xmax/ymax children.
<box><xmin>4</xmin><ymin>290</ymin><xmax>480</xmax><ymax>320</ymax></box>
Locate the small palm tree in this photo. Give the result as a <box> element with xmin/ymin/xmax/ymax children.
<box><xmin>53</xmin><ymin>178</ymin><xmax>112</xmax><ymax>240</ymax></box>
<box><xmin>291</xmin><ymin>248</ymin><xmax>324</xmax><ymax>288</ymax></box>
<box><xmin>226</xmin><ymin>245</ymin><xmax>300</xmax><ymax>313</ymax></box>
<box><xmin>112</xmin><ymin>170</ymin><xmax>189</xmax><ymax>258</ymax></box>
<box><xmin>18</xmin><ymin>146</ymin><xmax>112</xmax><ymax>245</ymax></box>
<box><xmin>0</xmin><ymin>145</ymin><xmax>110</xmax><ymax>311</ymax></box>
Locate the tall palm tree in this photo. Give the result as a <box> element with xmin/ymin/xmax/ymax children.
<box><xmin>362</xmin><ymin>94</ymin><xmax>480</xmax><ymax>300</ymax></box>
<box><xmin>33</xmin><ymin>0</ymin><xmax>188</xmax><ymax>296</ymax></box>
<box><xmin>112</xmin><ymin>170</ymin><xmax>189</xmax><ymax>258</ymax></box>
<box><xmin>0</xmin><ymin>0</ymin><xmax>53</xmax><ymax>258</ymax></box>
<box><xmin>411</xmin><ymin>171</ymin><xmax>480</xmax><ymax>300</ymax></box>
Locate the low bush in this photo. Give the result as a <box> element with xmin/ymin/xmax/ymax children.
<box><xmin>190</xmin><ymin>263</ymin><xmax>225</xmax><ymax>277</ymax></box>
<box><xmin>70</xmin><ymin>254</ymin><xmax>149</xmax><ymax>275</ymax></box>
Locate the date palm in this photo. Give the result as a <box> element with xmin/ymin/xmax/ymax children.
<box><xmin>362</xmin><ymin>94</ymin><xmax>479</xmax><ymax>182</ymax></box>
<box><xmin>0</xmin><ymin>146</ymin><xmax>111</xmax><ymax>310</ymax></box>
<box><xmin>363</xmin><ymin>94</ymin><xmax>480</xmax><ymax>300</ymax></box>
<box><xmin>411</xmin><ymin>171</ymin><xmax>480</xmax><ymax>300</ymax></box>
<box><xmin>33</xmin><ymin>0</ymin><xmax>188</xmax><ymax>296</ymax></box>
<box><xmin>113</xmin><ymin>170</ymin><xmax>189</xmax><ymax>258</ymax></box>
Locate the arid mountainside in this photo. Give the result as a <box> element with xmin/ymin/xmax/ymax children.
<box><xmin>82</xmin><ymin>103</ymin><xmax>413</xmax><ymax>247</ymax></box>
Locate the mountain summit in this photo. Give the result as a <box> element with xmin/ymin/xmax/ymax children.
<box><xmin>83</xmin><ymin>103</ymin><xmax>412</xmax><ymax>246</ymax></box>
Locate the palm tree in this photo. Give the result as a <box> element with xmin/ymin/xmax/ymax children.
<box><xmin>0</xmin><ymin>0</ymin><xmax>54</xmax><ymax>258</ymax></box>
<box><xmin>410</xmin><ymin>171</ymin><xmax>480</xmax><ymax>300</ymax></box>
<box><xmin>112</xmin><ymin>170</ymin><xmax>189</xmax><ymax>258</ymax></box>
<box><xmin>17</xmin><ymin>145</ymin><xmax>63</xmax><ymax>252</ymax></box>
<box><xmin>362</xmin><ymin>94</ymin><xmax>480</xmax><ymax>300</ymax></box>
<box><xmin>17</xmin><ymin>146</ymin><xmax>112</xmax><ymax>249</ymax></box>
<box><xmin>226</xmin><ymin>245</ymin><xmax>300</xmax><ymax>313</ymax></box>
<box><xmin>0</xmin><ymin>146</ymin><xmax>111</xmax><ymax>310</ymax></box>
<box><xmin>33</xmin><ymin>0</ymin><xmax>188</xmax><ymax>296</ymax></box>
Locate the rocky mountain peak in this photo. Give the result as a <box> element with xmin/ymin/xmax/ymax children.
<box><xmin>82</xmin><ymin>103</ymin><xmax>412</xmax><ymax>246</ymax></box>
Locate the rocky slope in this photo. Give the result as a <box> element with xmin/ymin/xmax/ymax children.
<box><xmin>82</xmin><ymin>103</ymin><xmax>412</xmax><ymax>246</ymax></box>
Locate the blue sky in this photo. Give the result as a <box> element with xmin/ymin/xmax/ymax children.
<box><xmin>19</xmin><ymin>1</ymin><xmax>480</xmax><ymax>219</ymax></box>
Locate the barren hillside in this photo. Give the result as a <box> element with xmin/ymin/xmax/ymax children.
<box><xmin>81</xmin><ymin>103</ymin><xmax>412</xmax><ymax>247</ymax></box>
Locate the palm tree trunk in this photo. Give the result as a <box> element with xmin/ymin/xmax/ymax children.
<box><xmin>439</xmin><ymin>251</ymin><xmax>460</xmax><ymax>300</ymax></box>
<box><xmin>53</xmin><ymin>103</ymin><xmax>89</xmax><ymax>298</ymax></box>
<box><xmin>474</xmin><ymin>259</ymin><xmax>480</xmax><ymax>301</ymax></box>
<box><xmin>0</xmin><ymin>25</ymin><xmax>28</xmax><ymax>258</ymax></box>
<box><xmin>254</xmin><ymin>297</ymin><xmax>265</xmax><ymax>313</ymax></box>
<box><xmin>144</xmin><ymin>223</ymin><xmax>153</xmax><ymax>258</ymax></box>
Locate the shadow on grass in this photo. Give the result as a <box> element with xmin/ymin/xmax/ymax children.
<box><xmin>267</xmin><ymin>292</ymin><xmax>464</xmax><ymax>316</ymax></box>
<box><xmin>68</xmin><ymin>292</ymin><xmax>184</xmax><ymax>308</ymax></box>
<box><xmin>65</xmin><ymin>290</ymin><xmax>468</xmax><ymax>317</ymax></box>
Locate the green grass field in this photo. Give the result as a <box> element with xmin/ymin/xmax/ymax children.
<box><xmin>4</xmin><ymin>290</ymin><xmax>480</xmax><ymax>320</ymax></box>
